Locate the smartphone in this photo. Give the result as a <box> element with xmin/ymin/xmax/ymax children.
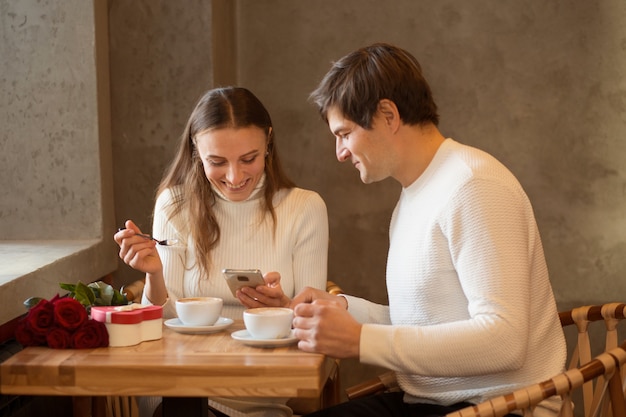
<box><xmin>222</xmin><ymin>269</ymin><xmax>266</xmax><ymax>297</ymax></box>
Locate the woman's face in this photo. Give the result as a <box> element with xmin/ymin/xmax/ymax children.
<box><xmin>194</xmin><ymin>126</ymin><xmax>267</xmax><ymax>202</ymax></box>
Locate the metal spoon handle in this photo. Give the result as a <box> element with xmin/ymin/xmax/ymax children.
<box><xmin>135</xmin><ymin>232</ymin><xmax>158</xmax><ymax>242</ymax></box>
<box><xmin>136</xmin><ymin>233</ymin><xmax>176</xmax><ymax>245</ymax></box>
<box><xmin>118</xmin><ymin>228</ymin><xmax>178</xmax><ymax>246</ymax></box>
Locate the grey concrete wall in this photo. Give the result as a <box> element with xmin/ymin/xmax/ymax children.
<box><xmin>0</xmin><ymin>0</ymin><xmax>118</xmax><ymax>323</ymax></box>
<box><xmin>0</xmin><ymin>0</ymin><xmax>106</xmax><ymax>240</ymax></box>
<box><xmin>3</xmin><ymin>1</ymin><xmax>623</xmax><ymax>318</ymax></box>
<box><xmin>109</xmin><ymin>0</ymin><xmax>626</xmax><ymax>308</ymax></box>
<box><xmin>108</xmin><ymin>0</ymin><xmax>215</xmax><ymax>285</ymax></box>
<box><xmin>236</xmin><ymin>0</ymin><xmax>626</xmax><ymax>308</ymax></box>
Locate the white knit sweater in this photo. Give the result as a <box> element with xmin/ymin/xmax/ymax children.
<box><xmin>345</xmin><ymin>139</ymin><xmax>566</xmax><ymax>411</ymax></box>
<box><xmin>144</xmin><ymin>184</ymin><xmax>329</xmax><ymax>320</ymax></box>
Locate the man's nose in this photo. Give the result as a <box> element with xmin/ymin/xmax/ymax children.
<box><xmin>336</xmin><ymin>139</ymin><xmax>350</xmax><ymax>162</ymax></box>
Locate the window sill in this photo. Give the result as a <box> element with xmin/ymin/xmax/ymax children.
<box><xmin>0</xmin><ymin>240</ymin><xmax>117</xmax><ymax>324</ymax></box>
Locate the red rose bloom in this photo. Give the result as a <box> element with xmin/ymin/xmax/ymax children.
<box><xmin>14</xmin><ymin>318</ymin><xmax>46</xmax><ymax>347</ymax></box>
<box><xmin>25</xmin><ymin>299</ymin><xmax>55</xmax><ymax>337</ymax></box>
<box><xmin>46</xmin><ymin>326</ymin><xmax>72</xmax><ymax>349</ymax></box>
<box><xmin>17</xmin><ymin>292</ymin><xmax>110</xmax><ymax>350</ymax></box>
<box><xmin>53</xmin><ymin>298</ymin><xmax>88</xmax><ymax>331</ymax></box>
<box><xmin>72</xmin><ymin>319</ymin><xmax>109</xmax><ymax>349</ymax></box>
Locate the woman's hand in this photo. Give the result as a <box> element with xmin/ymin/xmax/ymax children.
<box><xmin>237</xmin><ymin>271</ymin><xmax>291</xmax><ymax>308</ymax></box>
<box><xmin>113</xmin><ymin>220</ymin><xmax>163</xmax><ymax>274</ymax></box>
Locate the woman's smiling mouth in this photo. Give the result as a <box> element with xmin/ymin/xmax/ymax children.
<box><xmin>223</xmin><ymin>178</ymin><xmax>250</xmax><ymax>191</ymax></box>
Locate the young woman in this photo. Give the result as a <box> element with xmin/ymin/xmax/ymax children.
<box><xmin>115</xmin><ymin>86</ymin><xmax>328</xmax><ymax>320</ymax></box>
<box><xmin>114</xmin><ymin>87</ymin><xmax>329</xmax><ymax>417</ymax></box>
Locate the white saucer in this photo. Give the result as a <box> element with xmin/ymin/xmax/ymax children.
<box><xmin>164</xmin><ymin>317</ymin><xmax>234</xmax><ymax>334</ymax></box>
<box><xmin>231</xmin><ymin>329</ymin><xmax>298</xmax><ymax>348</ymax></box>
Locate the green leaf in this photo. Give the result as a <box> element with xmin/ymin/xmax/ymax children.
<box><xmin>57</xmin><ymin>280</ymin><xmax>129</xmax><ymax>308</ymax></box>
<box><xmin>111</xmin><ymin>290</ymin><xmax>128</xmax><ymax>306</ymax></box>
<box><xmin>59</xmin><ymin>282</ymin><xmax>77</xmax><ymax>293</ymax></box>
<box><xmin>73</xmin><ymin>281</ymin><xmax>96</xmax><ymax>308</ymax></box>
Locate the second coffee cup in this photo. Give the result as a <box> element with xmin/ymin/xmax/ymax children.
<box><xmin>176</xmin><ymin>297</ymin><xmax>223</xmax><ymax>326</ymax></box>
<box><xmin>243</xmin><ymin>307</ymin><xmax>294</xmax><ymax>339</ymax></box>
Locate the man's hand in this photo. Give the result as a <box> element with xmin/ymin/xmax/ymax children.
<box><xmin>290</xmin><ymin>286</ymin><xmax>347</xmax><ymax>309</ymax></box>
<box><xmin>292</xmin><ymin>299</ymin><xmax>361</xmax><ymax>359</ymax></box>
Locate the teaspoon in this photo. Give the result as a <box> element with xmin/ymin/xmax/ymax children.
<box><xmin>117</xmin><ymin>228</ymin><xmax>179</xmax><ymax>246</ymax></box>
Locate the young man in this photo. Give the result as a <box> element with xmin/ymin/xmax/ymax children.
<box><xmin>290</xmin><ymin>43</ymin><xmax>566</xmax><ymax>417</ymax></box>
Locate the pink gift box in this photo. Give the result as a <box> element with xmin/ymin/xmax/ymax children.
<box><xmin>91</xmin><ymin>304</ymin><xmax>163</xmax><ymax>347</ymax></box>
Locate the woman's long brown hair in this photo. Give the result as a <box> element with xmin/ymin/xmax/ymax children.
<box><xmin>156</xmin><ymin>87</ymin><xmax>295</xmax><ymax>279</ymax></box>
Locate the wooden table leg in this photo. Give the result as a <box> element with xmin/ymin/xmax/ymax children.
<box><xmin>72</xmin><ymin>396</ymin><xmax>108</xmax><ymax>417</ymax></box>
<box><xmin>162</xmin><ymin>397</ymin><xmax>208</xmax><ymax>417</ymax></box>
<box><xmin>92</xmin><ymin>396</ymin><xmax>108</xmax><ymax>417</ymax></box>
<box><xmin>322</xmin><ymin>360</ymin><xmax>341</xmax><ymax>407</ymax></box>
<box><xmin>72</xmin><ymin>396</ymin><xmax>92</xmax><ymax>417</ymax></box>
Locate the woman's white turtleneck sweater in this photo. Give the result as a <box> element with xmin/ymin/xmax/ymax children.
<box><xmin>344</xmin><ymin>139</ymin><xmax>566</xmax><ymax>414</ymax></box>
<box><xmin>143</xmin><ymin>181</ymin><xmax>329</xmax><ymax>320</ymax></box>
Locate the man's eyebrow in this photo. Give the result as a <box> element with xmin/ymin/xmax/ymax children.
<box><xmin>331</xmin><ymin>125</ymin><xmax>347</xmax><ymax>136</ymax></box>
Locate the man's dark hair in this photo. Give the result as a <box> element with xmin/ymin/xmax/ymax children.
<box><xmin>310</xmin><ymin>43</ymin><xmax>439</xmax><ymax>129</ymax></box>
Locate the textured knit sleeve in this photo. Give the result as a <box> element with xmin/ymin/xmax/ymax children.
<box><xmin>361</xmin><ymin>177</ymin><xmax>540</xmax><ymax>376</ymax></box>
<box><xmin>343</xmin><ymin>294</ymin><xmax>391</xmax><ymax>324</ymax></box>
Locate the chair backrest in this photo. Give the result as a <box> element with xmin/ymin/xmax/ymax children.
<box><xmin>560</xmin><ymin>303</ymin><xmax>626</xmax><ymax>417</ymax></box>
<box><xmin>446</xmin><ymin>341</ymin><xmax>626</xmax><ymax>417</ymax></box>
<box><xmin>560</xmin><ymin>303</ymin><xmax>626</xmax><ymax>369</ymax></box>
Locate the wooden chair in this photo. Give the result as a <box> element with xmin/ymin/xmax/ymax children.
<box><xmin>446</xmin><ymin>341</ymin><xmax>626</xmax><ymax>417</ymax></box>
<box><xmin>120</xmin><ymin>278</ymin><xmax>145</xmax><ymax>304</ymax></box>
<box><xmin>345</xmin><ymin>302</ymin><xmax>626</xmax><ymax>409</ymax></box>
<box><xmin>558</xmin><ymin>303</ymin><xmax>626</xmax><ymax>417</ymax></box>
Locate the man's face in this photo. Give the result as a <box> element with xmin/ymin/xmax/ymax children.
<box><xmin>326</xmin><ymin>106</ymin><xmax>392</xmax><ymax>184</ymax></box>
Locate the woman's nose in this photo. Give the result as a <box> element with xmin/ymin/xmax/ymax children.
<box><xmin>225</xmin><ymin>164</ymin><xmax>243</xmax><ymax>184</ymax></box>
<box><xmin>336</xmin><ymin>139</ymin><xmax>350</xmax><ymax>162</ymax></box>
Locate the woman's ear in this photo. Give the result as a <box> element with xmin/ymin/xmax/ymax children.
<box><xmin>377</xmin><ymin>99</ymin><xmax>401</xmax><ymax>133</ymax></box>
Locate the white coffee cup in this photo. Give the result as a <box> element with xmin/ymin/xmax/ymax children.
<box><xmin>176</xmin><ymin>297</ymin><xmax>223</xmax><ymax>326</ymax></box>
<box><xmin>243</xmin><ymin>307</ymin><xmax>294</xmax><ymax>339</ymax></box>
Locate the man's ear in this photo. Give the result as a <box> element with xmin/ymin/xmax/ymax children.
<box><xmin>377</xmin><ymin>99</ymin><xmax>401</xmax><ymax>133</ymax></box>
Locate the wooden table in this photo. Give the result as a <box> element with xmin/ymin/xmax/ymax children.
<box><xmin>0</xmin><ymin>320</ymin><xmax>339</xmax><ymax>417</ymax></box>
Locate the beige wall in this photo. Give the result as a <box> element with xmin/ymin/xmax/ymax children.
<box><xmin>110</xmin><ymin>0</ymin><xmax>626</xmax><ymax>310</ymax></box>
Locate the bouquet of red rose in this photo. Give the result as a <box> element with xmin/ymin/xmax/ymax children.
<box><xmin>15</xmin><ymin>281</ymin><xmax>128</xmax><ymax>349</ymax></box>
<box><xmin>15</xmin><ymin>295</ymin><xmax>109</xmax><ymax>349</ymax></box>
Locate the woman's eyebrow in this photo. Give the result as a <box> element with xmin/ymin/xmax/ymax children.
<box><xmin>206</xmin><ymin>149</ymin><xmax>260</xmax><ymax>159</ymax></box>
